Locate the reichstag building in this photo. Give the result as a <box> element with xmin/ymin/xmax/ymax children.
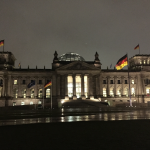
<box><xmin>0</xmin><ymin>51</ymin><xmax>149</xmax><ymax>107</ymax></box>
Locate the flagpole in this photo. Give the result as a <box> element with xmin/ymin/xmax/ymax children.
<box><xmin>51</xmin><ymin>80</ymin><xmax>52</xmax><ymax>109</ymax></box>
<box><xmin>3</xmin><ymin>39</ymin><xmax>4</xmax><ymax>52</ymax></box>
<box><xmin>43</xmin><ymin>86</ymin><xmax>44</xmax><ymax>109</ymax></box>
<box><xmin>127</xmin><ymin>53</ymin><xmax>132</xmax><ymax>107</ymax></box>
<box><xmin>139</xmin><ymin>44</ymin><xmax>140</xmax><ymax>54</ymax></box>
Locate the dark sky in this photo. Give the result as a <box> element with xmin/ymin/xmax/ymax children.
<box><xmin>0</xmin><ymin>0</ymin><xmax>150</xmax><ymax>69</ymax></box>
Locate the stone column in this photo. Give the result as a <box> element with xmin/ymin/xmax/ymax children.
<box><xmin>57</xmin><ymin>75</ymin><xmax>60</xmax><ymax>98</ymax></box>
<box><xmin>7</xmin><ymin>75</ymin><xmax>11</xmax><ymax>97</ymax></box>
<box><xmin>114</xmin><ymin>76</ymin><xmax>117</xmax><ymax>97</ymax></box>
<box><xmin>99</xmin><ymin>75</ymin><xmax>103</xmax><ymax>97</ymax></box>
<box><xmin>89</xmin><ymin>74</ymin><xmax>94</xmax><ymax>99</ymax></box>
<box><xmin>18</xmin><ymin>76</ymin><xmax>22</xmax><ymax>98</ymax></box>
<box><xmin>34</xmin><ymin>77</ymin><xmax>38</xmax><ymax>98</ymax></box>
<box><xmin>73</xmin><ymin>74</ymin><xmax>77</xmax><ymax>100</ymax></box>
<box><xmin>107</xmin><ymin>76</ymin><xmax>110</xmax><ymax>97</ymax></box>
<box><xmin>42</xmin><ymin>77</ymin><xmax>45</xmax><ymax>98</ymax></box>
<box><xmin>65</xmin><ymin>75</ymin><xmax>69</xmax><ymax>100</ymax></box>
<box><xmin>95</xmin><ymin>75</ymin><xmax>100</xmax><ymax>97</ymax></box>
<box><xmin>81</xmin><ymin>74</ymin><xmax>85</xmax><ymax>100</ymax></box>
<box><xmin>121</xmin><ymin>76</ymin><xmax>124</xmax><ymax>97</ymax></box>
<box><xmin>26</xmin><ymin>77</ymin><xmax>30</xmax><ymax>98</ymax></box>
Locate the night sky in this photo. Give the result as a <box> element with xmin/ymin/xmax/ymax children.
<box><xmin>0</xmin><ymin>0</ymin><xmax>150</xmax><ymax>69</ymax></box>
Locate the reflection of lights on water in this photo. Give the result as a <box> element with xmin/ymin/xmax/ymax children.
<box><xmin>61</xmin><ymin>117</ymin><xmax>64</xmax><ymax>122</ymax></box>
<box><xmin>61</xmin><ymin>108</ymin><xmax>64</xmax><ymax>112</ymax></box>
<box><xmin>62</xmin><ymin>113</ymin><xmax>64</xmax><ymax>115</ymax></box>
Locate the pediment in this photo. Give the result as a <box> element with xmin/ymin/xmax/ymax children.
<box><xmin>57</xmin><ymin>61</ymin><xmax>100</xmax><ymax>70</ymax></box>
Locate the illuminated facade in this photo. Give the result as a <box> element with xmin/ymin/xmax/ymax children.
<box><xmin>0</xmin><ymin>51</ymin><xmax>150</xmax><ymax>107</ymax></box>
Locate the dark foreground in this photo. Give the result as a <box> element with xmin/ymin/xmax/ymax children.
<box><xmin>0</xmin><ymin>120</ymin><xmax>150</xmax><ymax>150</ymax></box>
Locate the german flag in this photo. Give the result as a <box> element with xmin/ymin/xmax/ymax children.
<box><xmin>134</xmin><ymin>44</ymin><xmax>139</xmax><ymax>50</ymax></box>
<box><xmin>0</xmin><ymin>40</ymin><xmax>4</xmax><ymax>47</ymax></box>
<box><xmin>115</xmin><ymin>54</ymin><xmax>128</xmax><ymax>70</ymax></box>
<box><xmin>44</xmin><ymin>81</ymin><xmax>52</xmax><ymax>88</ymax></box>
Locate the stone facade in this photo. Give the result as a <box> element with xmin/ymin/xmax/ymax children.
<box><xmin>0</xmin><ymin>51</ymin><xmax>150</xmax><ymax>107</ymax></box>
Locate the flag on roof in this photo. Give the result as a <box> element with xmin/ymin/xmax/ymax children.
<box><xmin>0</xmin><ymin>40</ymin><xmax>4</xmax><ymax>47</ymax></box>
<box><xmin>115</xmin><ymin>54</ymin><xmax>128</xmax><ymax>70</ymax></box>
<box><xmin>134</xmin><ymin>44</ymin><xmax>139</xmax><ymax>50</ymax></box>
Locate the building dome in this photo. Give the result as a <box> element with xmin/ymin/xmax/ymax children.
<box><xmin>58</xmin><ymin>52</ymin><xmax>85</xmax><ymax>61</ymax></box>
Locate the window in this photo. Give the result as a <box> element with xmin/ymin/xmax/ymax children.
<box><xmin>144</xmin><ymin>60</ymin><xmax>146</xmax><ymax>64</ymax></box>
<box><xmin>14</xmin><ymin>80</ymin><xmax>17</xmax><ymax>85</ymax></box>
<box><xmin>117</xmin><ymin>89</ymin><xmax>121</xmax><ymax>97</ymax></box>
<box><xmin>31</xmin><ymin>89</ymin><xmax>34</xmax><ymax>98</ymax></box>
<box><xmin>38</xmin><ymin>89</ymin><xmax>42</xmax><ymax>98</ymax></box>
<box><xmin>120</xmin><ymin>100</ymin><xmax>123</xmax><ymax>102</ymax></box>
<box><xmin>103</xmin><ymin>88</ymin><xmax>107</xmax><ymax>97</ymax></box>
<box><xmin>125</xmin><ymin>80</ymin><xmax>127</xmax><ymax>84</ymax></box>
<box><xmin>21</xmin><ymin>102</ymin><xmax>25</xmax><ymax>105</ymax></box>
<box><xmin>110</xmin><ymin>80</ymin><xmax>113</xmax><ymax>84</ymax></box>
<box><xmin>39</xmin><ymin>80</ymin><xmax>42</xmax><ymax>84</ymax></box>
<box><xmin>110</xmin><ymin>89</ymin><xmax>114</xmax><ymax>97</ymax></box>
<box><xmin>140</xmin><ymin>60</ymin><xmax>142</xmax><ymax>64</ymax></box>
<box><xmin>30</xmin><ymin>101</ymin><xmax>33</xmax><ymax>105</ymax></box>
<box><xmin>13</xmin><ymin>89</ymin><xmax>18</xmax><ymax>98</ymax></box>
<box><xmin>125</xmin><ymin>88</ymin><xmax>128</xmax><ymax>97</ymax></box>
<box><xmin>103</xmin><ymin>80</ymin><xmax>106</xmax><ymax>84</ymax></box>
<box><xmin>132</xmin><ymin>80</ymin><xmax>134</xmax><ymax>84</ymax></box>
<box><xmin>22</xmin><ymin>80</ymin><xmax>25</xmax><ymax>84</ymax></box>
<box><xmin>84</xmin><ymin>76</ymin><xmax>88</xmax><ymax>98</ymax></box>
<box><xmin>13</xmin><ymin>102</ymin><xmax>16</xmax><ymax>106</ymax></box>
<box><xmin>38</xmin><ymin>100</ymin><xmax>42</xmax><ymax>104</ymax></box>
<box><xmin>131</xmin><ymin>88</ymin><xmax>135</xmax><ymax>96</ymax></box>
<box><xmin>146</xmin><ymin>88</ymin><xmax>150</xmax><ymax>94</ymax></box>
<box><xmin>22</xmin><ymin>89</ymin><xmax>26</xmax><ymax>98</ymax></box>
<box><xmin>46</xmin><ymin>88</ymin><xmax>50</xmax><ymax>98</ymax></box>
<box><xmin>0</xmin><ymin>79</ymin><xmax>3</xmax><ymax>86</ymax></box>
<box><xmin>118</xmin><ymin>80</ymin><xmax>120</xmax><ymax>84</ymax></box>
<box><xmin>147</xmin><ymin>60</ymin><xmax>149</xmax><ymax>64</ymax></box>
<box><xmin>113</xmin><ymin>100</ymin><xmax>115</xmax><ymax>102</ymax></box>
<box><xmin>68</xmin><ymin>76</ymin><xmax>73</xmax><ymax>97</ymax></box>
<box><xmin>31</xmin><ymin>80</ymin><xmax>35</xmax><ymax>83</ymax></box>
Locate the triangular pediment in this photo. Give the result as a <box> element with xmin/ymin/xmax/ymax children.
<box><xmin>56</xmin><ymin>61</ymin><xmax>100</xmax><ymax>70</ymax></box>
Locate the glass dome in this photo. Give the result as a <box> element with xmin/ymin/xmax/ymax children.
<box><xmin>58</xmin><ymin>52</ymin><xmax>85</xmax><ymax>61</ymax></box>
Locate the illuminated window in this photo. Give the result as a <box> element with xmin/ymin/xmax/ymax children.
<box><xmin>22</xmin><ymin>89</ymin><xmax>26</xmax><ymax>98</ymax></box>
<box><xmin>140</xmin><ymin>60</ymin><xmax>142</xmax><ymax>64</ymax></box>
<box><xmin>144</xmin><ymin>60</ymin><xmax>146</xmax><ymax>64</ymax></box>
<box><xmin>30</xmin><ymin>101</ymin><xmax>33</xmax><ymax>105</ymax></box>
<box><xmin>147</xmin><ymin>60</ymin><xmax>149</xmax><ymax>64</ymax></box>
<box><xmin>21</xmin><ymin>102</ymin><xmax>25</xmax><ymax>105</ymax></box>
<box><xmin>117</xmin><ymin>89</ymin><xmax>121</xmax><ymax>97</ymax></box>
<box><xmin>31</xmin><ymin>89</ymin><xmax>34</xmax><ymax>98</ymax></box>
<box><xmin>146</xmin><ymin>88</ymin><xmax>150</xmax><ymax>94</ymax></box>
<box><xmin>131</xmin><ymin>88</ymin><xmax>135</xmax><ymax>96</ymax></box>
<box><xmin>76</xmin><ymin>76</ymin><xmax>81</xmax><ymax>98</ymax></box>
<box><xmin>46</xmin><ymin>88</ymin><xmax>50</xmax><ymax>98</ymax></box>
<box><xmin>14</xmin><ymin>80</ymin><xmax>17</xmax><ymax>85</ymax></box>
<box><xmin>84</xmin><ymin>76</ymin><xmax>88</xmax><ymax>98</ymax></box>
<box><xmin>38</xmin><ymin>89</ymin><xmax>42</xmax><ymax>98</ymax></box>
<box><xmin>103</xmin><ymin>88</ymin><xmax>107</xmax><ymax>97</ymax></box>
<box><xmin>68</xmin><ymin>76</ymin><xmax>73</xmax><ymax>97</ymax></box>
<box><xmin>132</xmin><ymin>80</ymin><xmax>134</xmax><ymax>84</ymax></box>
<box><xmin>13</xmin><ymin>102</ymin><xmax>16</xmax><ymax>106</ymax></box>
<box><xmin>13</xmin><ymin>89</ymin><xmax>18</xmax><ymax>98</ymax></box>
<box><xmin>38</xmin><ymin>100</ymin><xmax>42</xmax><ymax>104</ymax></box>
<box><xmin>125</xmin><ymin>88</ymin><xmax>128</xmax><ymax>97</ymax></box>
<box><xmin>110</xmin><ymin>89</ymin><xmax>114</xmax><ymax>97</ymax></box>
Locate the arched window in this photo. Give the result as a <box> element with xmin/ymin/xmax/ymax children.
<box><xmin>22</xmin><ymin>89</ymin><xmax>26</xmax><ymax>98</ymax></box>
<box><xmin>117</xmin><ymin>89</ymin><xmax>121</xmax><ymax>97</ymax></box>
<box><xmin>31</xmin><ymin>89</ymin><xmax>34</xmax><ymax>98</ymax></box>
<box><xmin>46</xmin><ymin>88</ymin><xmax>50</xmax><ymax>98</ymax></box>
<box><xmin>13</xmin><ymin>89</ymin><xmax>18</xmax><ymax>98</ymax></box>
<box><xmin>110</xmin><ymin>88</ymin><xmax>114</xmax><ymax>97</ymax></box>
<box><xmin>38</xmin><ymin>89</ymin><xmax>42</xmax><ymax>98</ymax></box>
<box><xmin>131</xmin><ymin>88</ymin><xmax>135</xmax><ymax>96</ymax></box>
<box><xmin>30</xmin><ymin>101</ymin><xmax>33</xmax><ymax>105</ymax></box>
<box><xmin>103</xmin><ymin>88</ymin><xmax>107</xmax><ymax>97</ymax></box>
